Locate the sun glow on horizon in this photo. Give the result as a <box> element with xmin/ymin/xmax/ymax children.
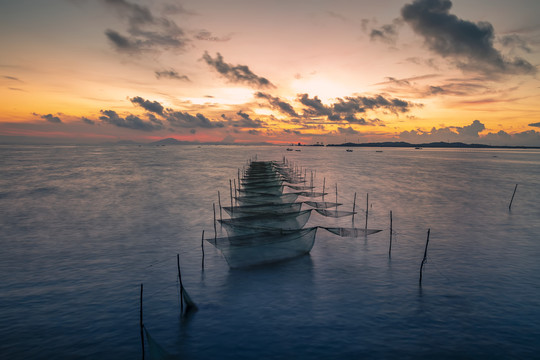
<box><xmin>290</xmin><ymin>76</ymin><xmax>366</xmax><ymax>103</ymax></box>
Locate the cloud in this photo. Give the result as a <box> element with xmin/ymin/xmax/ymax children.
<box><xmin>255</xmin><ymin>92</ymin><xmax>298</xmax><ymax>117</ymax></box>
<box><xmin>298</xmin><ymin>94</ymin><xmax>332</xmax><ymax>117</ymax></box>
<box><xmin>297</xmin><ymin>93</ymin><xmax>417</xmax><ymax>124</ymax></box>
<box><xmin>81</xmin><ymin>117</ymin><xmax>95</xmax><ymax>125</ymax></box>
<box><xmin>398</xmin><ymin>119</ymin><xmax>491</xmax><ymax>143</ymax></box>
<box><xmin>202</xmin><ymin>52</ymin><xmax>275</xmax><ymax>89</ymax></box>
<box><xmin>105</xmin><ymin>29</ymin><xmax>143</xmax><ymax>53</ymax></box>
<box><xmin>194</xmin><ymin>30</ymin><xmax>231</xmax><ymax>42</ymax></box>
<box><xmin>155</xmin><ymin>69</ymin><xmax>190</xmax><ymax>81</ymax></box>
<box><xmin>457</xmin><ymin>119</ymin><xmax>485</xmax><ymax>137</ymax></box>
<box><xmin>130</xmin><ymin>96</ymin><xmax>164</xmax><ymax>115</ymax></box>
<box><xmin>161</xmin><ymin>3</ymin><xmax>196</xmax><ymax>16</ymax></box>
<box><xmin>103</xmin><ymin>0</ymin><xmax>153</xmax><ymax>25</ymax></box>
<box><xmin>34</xmin><ymin>113</ymin><xmax>62</xmax><ymax>124</ymax></box>
<box><xmin>401</xmin><ymin>0</ymin><xmax>537</xmax><ymax>76</ymax></box>
<box><xmin>102</xmin><ymin>0</ymin><xmax>189</xmax><ymax>54</ymax></box>
<box><xmin>369</xmin><ymin>19</ymin><xmax>403</xmax><ymax>45</ymax></box>
<box><xmin>482</xmin><ymin>130</ymin><xmax>540</xmax><ymax>147</ymax></box>
<box><xmin>99</xmin><ymin>110</ymin><xmax>163</xmax><ymax>131</ymax></box>
<box><xmin>338</xmin><ymin>126</ymin><xmax>360</xmax><ymax>135</ymax></box>
<box><xmin>500</xmin><ymin>34</ymin><xmax>532</xmax><ymax>54</ymax></box>
<box><xmin>528</xmin><ymin>122</ymin><xmax>540</xmax><ymax>128</ymax></box>
<box><xmin>3</xmin><ymin>75</ymin><xmax>22</xmax><ymax>82</ymax></box>
<box><xmin>233</xmin><ymin>111</ymin><xmax>265</xmax><ymax>128</ymax></box>
<box><xmin>166</xmin><ymin>111</ymin><xmax>224</xmax><ymax>128</ymax></box>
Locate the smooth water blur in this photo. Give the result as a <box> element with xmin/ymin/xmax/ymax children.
<box><xmin>1</xmin><ymin>145</ymin><xmax>539</xmax><ymax>359</ymax></box>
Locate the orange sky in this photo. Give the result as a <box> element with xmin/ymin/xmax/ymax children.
<box><xmin>1</xmin><ymin>0</ymin><xmax>539</xmax><ymax>145</ymax></box>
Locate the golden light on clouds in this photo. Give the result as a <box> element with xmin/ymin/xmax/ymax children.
<box><xmin>0</xmin><ymin>0</ymin><xmax>539</xmax><ymax>145</ymax></box>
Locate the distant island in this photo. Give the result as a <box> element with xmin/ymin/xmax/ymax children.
<box><xmin>323</xmin><ymin>141</ymin><xmax>540</xmax><ymax>149</ymax></box>
<box><xmin>146</xmin><ymin>138</ymin><xmax>540</xmax><ymax>148</ymax></box>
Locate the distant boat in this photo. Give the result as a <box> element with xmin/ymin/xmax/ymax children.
<box><xmin>295</xmin><ymin>149</ymin><xmax>301</xmax><ymax>152</ymax></box>
<box><xmin>286</xmin><ymin>148</ymin><xmax>293</xmax><ymax>151</ymax></box>
<box><xmin>346</xmin><ymin>149</ymin><xmax>353</xmax><ymax>152</ymax></box>
<box><xmin>376</xmin><ymin>150</ymin><xmax>383</xmax><ymax>153</ymax></box>
<box><xmin>415</xmin><ymin>147</ymin><xmax>422</xmax><ymax>150</ymax></box>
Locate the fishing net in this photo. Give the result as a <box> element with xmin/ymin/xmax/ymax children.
<box><xmin>323</xmin><ymin>227</ymin><xmax>382</xmax><ymax>237</ymax></box>
<box><xmin>222</xmin><ymin>202</ymin><xmax>303</xmax><ymax>217</ymax></box>
<box><xmin>235</xmin><ymin>192</ymin><xmax>299</xmax><ymax>205</ymax></box>
<box><xmin>207</xmin><ymin>227</ymin><xmax>318</xmax><ymax>268</ymax></box>
<box><xmin>144</xmin><ymin>327</ymin><xmax>175</xmax><ymax>360</ymax></box>
<box><xmin>219</xmin><ymin>209</ymin><xmax>312</xmax><ymax>236</ymax></box>
<box><xmin>304</xmin><ymin>201</ymin><xmax>342</xmax><ymax>209</ymax></box>
<box><xmin>314</xmin><ymin>209</ymin><xmax>357</xmax><ymax>218</ymax></box>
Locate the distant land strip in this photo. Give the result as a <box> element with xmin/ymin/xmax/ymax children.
<box><xmin>322</xmin><ymin>141</ymin><xmax>540</xmax><ymax>149</ymax></box>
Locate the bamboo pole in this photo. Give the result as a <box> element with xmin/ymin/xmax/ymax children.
<box><xmin>389</xmin><ymin>211</ymin><xmax>393</xmax><ymax>258</ymax></box>
<box><xmin>322</xmin><ymin>178</ymin><xmax>326</xmax><ymax>201</ymax></box>
<box><xmin>365</xmin><ymin>193</ymin><xmax>369</xmax><ymax>230</ymax></box>
<box><xmin>335</xmin><ymin>183</ymin><xmax>338</xmax><ymax>208</ymax></box>
<box><xmin>140</xmin><ymin>283</ymin><xmax>144</xmax><ymax>360</ymax></box>
<box><xmin>213</xmin><ymin>203</ymin><xmax>217</xmax><ymax>238</ymax></box>
<box><xmin>229</xmin><ymin>180</ymin><xmax>233</xmax><ymax>214</ymax></box>
<box><xmin>419</xmin><ymin>229</ymin><xmax>431</xmax><ymax>286</ymax></box>
<box><xmin>201</xmin><ymin>230</ymin><xmax>205</xmax><ymax>270</ymax></box>
<box><xmin>352</xmin><ymin>192</ymin><xmax>357</xmax><ymax>227</ymax></box>
<box><xmin>217</xmin><ymin>191</ymin><xmax>222</xmax><ymax>222</ymax></box>
<box><xmin>509</xmin><ymin>184</ymin><xmax>518</xmax><ymax>211</ymax></box>
<box><xmin>233</xmin><ymin>178</ymin><xmax>237</xmax><ymax>203</ymax></box>
<box><xmin>177</xmin><ymin>254</ymin><xmax>183</xmax><ymax>314</ymax></box>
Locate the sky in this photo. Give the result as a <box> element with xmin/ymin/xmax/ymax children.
<box><xmin>1</xmin><ymin>0</ymin><xmax>540</xmax><ymax>145</ymax></box>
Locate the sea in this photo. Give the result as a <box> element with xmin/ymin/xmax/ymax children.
<box><xmin>1</xmin><ymin>144</ymin><xmax>539</xmax><ymax>359</ymax></box>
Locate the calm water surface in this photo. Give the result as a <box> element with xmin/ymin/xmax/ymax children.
<box><xmin>1</xmin><ymin>145</ymin><xmax>539</xmax><ymax>359</ymax></box>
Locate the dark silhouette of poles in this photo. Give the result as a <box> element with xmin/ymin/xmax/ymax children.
<box><xmin>419</xmin><ymin>229</ymin><xmax>431</xmax><ymax>286</ymax></box>
<box><xmin>201</xmin><ymin>230</ymin><xmax>205</xmax><ymax>270</ymax></box>
<box><xmin>364</xmin><ymin>193</ymin><xmax>369</xmax><ymax>230</ymax></box>
<box><xmin>229</xmin><ymin>180</ymin><xmax>233</xmax><ymax>214</ymax></box>
<box><xmin>177</xmin><ymin>254</ymin><xmax>184</xmax><ymax>314</ymax></box>
<box><xmin>335</xmin><ymin>184</ymin><xmax>338</xmax><ymax>210</ymax></box>
<box><xmin>140</xmin><ymin>283</ymin><xmax>144</xmax><ymax>360</ymax></box>
<box><xmin>509</xmin><ymin>184</ymin><xmax>518</xmax><ymax>211</ymax></box>
<box><xmin>389</xmin><ymin>211</ymin><xmax>393</xmax><ymax>258</ymax></box>
<box><xmin>352</xmin><ymin>192</ymin><xmax>357</xmax><ymax>227</ymax></box>
<box><xmin>213</xmin><ymin>204</ymin><xmax>217</xmax><ymax>238</ymax></box>
<box><xmin>217</xmin><ymin>191</ymin><xmax>222</xmax><ymax>222</ymax></box>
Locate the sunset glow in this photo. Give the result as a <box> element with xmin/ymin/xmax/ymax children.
<box><xmin>1</xmin><ymin>0</ymin><xmax>539</xmax><ymax>145</ymax></box>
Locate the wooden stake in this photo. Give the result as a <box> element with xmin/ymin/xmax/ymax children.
<box><xmin>233</xmin><ymin>178</ymin><xmax>237</xmax><ymax>202</ymax></box>
<box><xmin>217</xmin><ymin>191</ymin><xmax>222</xmax><ymax>222</ymax></box>
<box><xmin>419</xmin><ymin>229</ymin><xmax>431</xmax><ymax>286</ymax></box>
<box><xmin>322</xmin><ymin>178</ymin><xmax>326</xmax><ymax>201</ymax></box>
<box><xmin>229</xmin><ymin>180</ymin><xmax>233</xmax><ymax>213</ymax></box>
<box><xmin>509</xmin><ymin>184</ymin><xmax>518</xmax><ymax>211</ymax></box>
<box><xmin>365</xmin><ymin>193</ymin><xmax>369</xmax><ymax>230</ymax></box>
<box><xmin>335</xmin><ymin>183</ymin><xmax>338</xmax><ymax>208</ymax></box>
<box><xmin>140</xmin><ymin>283</ymin><xmax>144</xmax><ymax>360</ymax></box>
<box><xmin>177</xmin><ymin>254</ymin><xmax>183</xmax><ymax>314</ymax></box>
<box><xmin>389</xmin><ymin>211</ymin><xmax>393</xmax><ymax>258</ymax></box>
<box><xmin>352</xmin><ymin>192</ymin><xmax>357</xmax><ymax>227</ymax></box>
<box><xmin>213</xmin><ymin>203</ymin><xmax>217</xmax><ymax>236</ymax></box>
<box><xmin>201</xmin><ymin>230</ymin><xmax>205</xmax><ymax>270</ymax></box>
